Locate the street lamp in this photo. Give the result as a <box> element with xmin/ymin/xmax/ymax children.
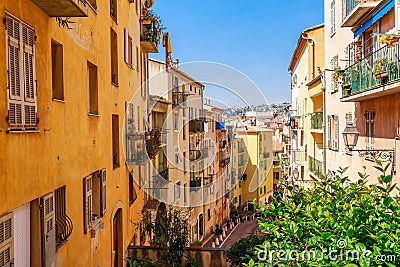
<box><xmin>342</xmin><ymin>123</ymin><xmax>396</xmax><ymax>174</ymax></box>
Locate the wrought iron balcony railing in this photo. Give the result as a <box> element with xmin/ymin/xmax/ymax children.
<box><xmin>311</xmin><ymin>112</ymin><xmax>323</xmax><ymax>130</ymax></box>
<box><xmin>309</xmin><ymin>156</ymin><xmax>323</xmax><ymax>177</ymax></box>
<box><xmin>342</xmin><ymin>42</ymin><xmax>400</xmax><ymax>99</ymax></box>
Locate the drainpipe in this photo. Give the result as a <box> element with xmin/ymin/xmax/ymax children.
<box><xmin>321</xmin><ymin>71</ymin><xmax>327</xmax><ymax>176</ymax></box>
<box><xmin>302</xmin><ymin>34</ymin><xmax>315</xmax><ymax>79</ymax></box>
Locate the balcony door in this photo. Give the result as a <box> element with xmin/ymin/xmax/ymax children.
<box><xmin>42</xmin><ymin>193</ymin><xmax>56</xmax><ymax>267</ymax></box>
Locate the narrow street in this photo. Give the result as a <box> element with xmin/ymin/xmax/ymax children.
<box><xmin>220</xmin><ymin>220</ymin><xmax>258</xmax><ymax>248</ymax></box>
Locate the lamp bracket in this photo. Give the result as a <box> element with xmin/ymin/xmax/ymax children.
<box><xmin>348</xmin><ymin>148</ymin><xmax>396</xmax><ymax>174</ymax></box>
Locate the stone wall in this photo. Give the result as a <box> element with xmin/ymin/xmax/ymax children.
<box><xmin>127</xmin><ymin>246</ymin><xmax>230</xmax><ymax>267</ymax></box>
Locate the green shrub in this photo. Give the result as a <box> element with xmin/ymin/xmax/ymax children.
<box><xmin>247</xmin><ymin>162</ymin><xmax>400</xmax><ymax>267</ymax></box>
<box><xmin>226</xmin><ymin>235</ymin><xmax>266</xmax><ymax>266</ymax></box>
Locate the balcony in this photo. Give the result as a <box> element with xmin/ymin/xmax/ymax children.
<box><xmin>172</xmin><ymin>92</ymin><xmax>187</xmax><ymax>107</ymax></box>
<box><xmin>30</xmin><ymin>0</ymin><xmax>88</xmax><ymax>17</ymax></box>
<box><xmin>342</xmin><ymin>0</ymin><xmax>380</xmax><ymax>27</ymax></box>
<box><xmin>309</xmin><ymin>156</ymin><xmax>323</xmax><ymax>177</ymax></box>
<box><xmin>189</xmin><ymin>120</ymin><xmax>204</xmax><ymax>133</ymax></box>
<box><xmin>219</xmin><ymin>140</ymin><xmax>227</xmax><ymax>149</ymax></box>
<box><xmin>310</xmin><ymin>112</ymin><xmax>323</xmax><ymax>130</ymax></box>
<box><xmin>190</xmin><ymin>179</ymin><xmax>201</xmax><ymax>191</ymax></box>
<box><xmin>189</xmin><ymin>150</ymin><xmax>201</xmax><ymax>161</ymax></box>
<box><xmin>140</xmin><ymin>21</ymin><xmax>159</xmax><ymax>53</ymax></box>
<box><xmin>341</xmin><ymin>43</ymin><xmax>400</xmax><ymax>102</ymax></box>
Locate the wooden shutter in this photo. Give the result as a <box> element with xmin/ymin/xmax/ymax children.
<box><xmin>83</xmin><ymin>176</ymin><xmax>92</xmax><ymax>234</ymax></box>
<box><xmin>334</xmin><ymin>115</ymin><xmax>339</xmax><ymax>150</ymax></box>
<box><xmin>100</xmin><ymin>169</ymin><xmax>106</xmax><ymax>217</ymax></box>
<box><xmin>124</xmin><ymin>28</ymin><xmax>128</xmax><ymax>63</ymax></box>
<box><xmin>22</xmin><ymin>25</ymin><xmax>37</xmax><ymax>127</ymax></box>
<box><xmin>6</xmin><ymin>17</ymin><xmax>23</xmax><ymax>127</ymax></box>
<box><xmin>0</xmin><ymin>213</ymin><xmax>13</xmax><ymax>267</ymax></box>
<box><xmin>43</xmin><ymin>193</ymin><xmax>56</xmax><ymax>267</ymax></box>
<box><xmin>327</xmin><ymin>115</ymin><xmax>331</xmax><ymax>149</ymax></box>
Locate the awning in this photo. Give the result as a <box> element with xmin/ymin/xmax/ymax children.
<box><xmin>354</xmin><ymin>0</ymin><xmax>394</xmax><ymax>37</ymax></box>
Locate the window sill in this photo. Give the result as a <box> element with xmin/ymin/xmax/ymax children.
<box><xmin>111</xmin><ymin>82</ymin><xmax>119</xmax><ymax>88</ymax></box>
<box><xmin>7</xmin><ymin>129</ymin><xmax>40</xmax><ymax>133</ymax></box>
<box><xmin>52</xmin><ymin>98</ymin><xmax>65</xmax><ymax>103</ymax></box>
<box><xmin>88</xmin><ymin>112</ymin><xmax>100</xmax><ymax>117</ymax></box>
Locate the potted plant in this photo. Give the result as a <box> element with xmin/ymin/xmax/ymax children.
<box><xmin>190</xmin><ymin>240</ymin><xmax>203</xmax><ymax>249</ymax></box>
<box><xmin>373</xmin><ymin>58</ymin><xmax>389</xmax><ymax>79</ymax></box>
<box><xmin>332</xmin><ymin>67</ymin><xmax>345</xmax><ymax>83</ymax></box>
<box><xmin>144</xmin><ymin>0</ymin><xmax>154</xmax><ymax>8</ymax></box>
<box><xmin>379</xmin><ymin>30</ymin><xmax>400</xmax><ymax>47</ymax></box>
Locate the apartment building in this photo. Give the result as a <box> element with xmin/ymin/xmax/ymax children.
<box><xmin>288</xmin><ymin>24</ymin><xmax>325</xmax><ymax>187</ymax></box>
<box><xmin>324</xmin><ymin>0</ymin><xmax>399</xmax><ymax>183</ymax></box>
<box><xmin>230</xmin><ymin>122</ymin><xmax>274</xmax><ymax>209</ymax></box>
<box><xmin>0</xmin><ymin>0</ymin><xmax>161</xmax><ymax>266</ymax></box>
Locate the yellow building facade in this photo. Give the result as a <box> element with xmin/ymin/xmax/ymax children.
<box><xmin>0</xmin><ymin>0</ymin><xmax>158</xmax><ymax>265</ymax></box>
<box><xmin>288</xmin><ymin>24</ymin><xmax>325</xmax><ymax>187</ymax></box>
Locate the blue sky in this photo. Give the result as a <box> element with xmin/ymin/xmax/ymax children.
<box><xmin>152</xmin><ymin>0</ymin><xmax>324</xmax><ymax>105</ymax></box>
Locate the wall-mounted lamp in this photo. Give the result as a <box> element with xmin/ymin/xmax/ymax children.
<box><xmin>342</xmin><ymin>123</ymin><xmax>396</xmax><ymax>174</ymax></box>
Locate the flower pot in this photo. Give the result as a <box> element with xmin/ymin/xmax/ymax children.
<box><xmin>190</xmin><ymin>245</ymin><xmax>203</xmax><ymax>249</ymax></box>
<box><xmin>375</xmin><ymin>71</ymin><xmax>388</xmax><ymax>79</ymax></box>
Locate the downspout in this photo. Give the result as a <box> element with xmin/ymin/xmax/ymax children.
<box><xmin>302</xmin><ymin>34</ymin><xmax>315</xmax><ymax>79</ymax></box>
<box><xmin>321</xmin><ymin>71</ymin><xmax>327</xmax><ymax>176</ymax></box>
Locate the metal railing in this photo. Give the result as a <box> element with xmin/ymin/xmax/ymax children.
<box><xmin>309</xmin><ymin>156</ymin><xmax>323</xmax><ymax>177</ymax></box>
<box><xmin>311</xmin><ymin>112</ymin><xmax>323</xmax><ymax>130</ymax></box>
<box><xmin>343</xmin><ymin>42</ymin><xmax>400</xmax><ymax>97</ymax></box>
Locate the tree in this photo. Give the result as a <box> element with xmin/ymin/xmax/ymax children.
<box><xmin>247</xmin><ymin>161</ymin><xmax>400</xmax><ymax>267</ymax></box>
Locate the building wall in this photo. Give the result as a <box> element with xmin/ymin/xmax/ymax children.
<box><xmin>0</xmin><ymin>0</ymin><xmax>149</xmax><ymax>265</ymax></box>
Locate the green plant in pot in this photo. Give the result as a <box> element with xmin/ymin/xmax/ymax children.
<box><xmin>374</xmin><ymin>58</ymin><xmax>389</xmax><ymax>79</ymax></box>
<box><xmin>332</xmin><ymin>67</ymin><xmax>345</xmax><ymax>83</ymax></box>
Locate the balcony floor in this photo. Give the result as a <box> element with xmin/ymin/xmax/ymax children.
<box><xmin>341</xmin><ymin>2</ymin><xmax>378</xmax><ymax>27</ymax></box>
<box><xmin>341</xmin><ymin>80</ymin><xmax>400</xmax><ymax>102</ymax></box>
<box><xmin>30</xmin><ymin>0</ymin><xmax>88</xmax><ymax>17</ymax></box>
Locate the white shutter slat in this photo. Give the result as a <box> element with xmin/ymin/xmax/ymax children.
<box><xmin>132</xmin><ymin>38</ymin><xmax>135</xmax><ymax>69</ymax></box>
<box><xmin>334</xmin><ymin>115</ymin><xmax>339</xmax><ymax>150</ymax></box>
<box><xmin>124</xmin><ymin>29</ymin><xmax>128</xmax><ymax>63</ymax></box>
<box><xmin>100</xmin><ymin>169</ymin><xmax>106</xmax><ymax>217</ymax></box>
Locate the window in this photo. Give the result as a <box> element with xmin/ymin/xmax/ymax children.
<box><xmin>174</xmin><ymin>112</ymin><xmax>178</xmax><ymax>130</ymax></box>
<box><xmin>112</xmin><ymin>114</ymin><xmax>120</xmax><ymax>168</ymax></box>
<box><xmin>110</xmin><ymin>29</ymin><xmax>118</xmax><ymax>85</ymax></box>
<box><xmin>0</xmin><ymin>213</ymin><xmax>13</xmax><ymax>266</ymax></box>
<box><xmin>207</xmin><ymin>209</ymin><xmax>210</xmax><ymax>221</ymax></box>
<box><xmin>264</xmin><ymin>186</ymin><xmax>266</xmax><ymax>194</ymax></box>
<box><xmin>110</xmin><ymin>0</ymin><xmax>117</xmax><ymax>21</ymax></box>
<box><xmin>184</xmin><ymin>183</ymin><xmax>187</xmax><ymax>203</ymax></box>
<box><xmin>330</xmin><ymin>55</ymin><xmax>338</xmax><ymax>93</ymax></box>
<box><xmin>365</xmin><ymin>111</ymin><xmax>375</xmax><ymax>148</ymax></box>
<box><xmin>124</xmin><ymin>29</ymin><xmax>135</xmax><ymax>69</ymax></box>
<box><xmin>55</xmin><ymin>186</ymin><xmax>72</xmax><ymax>249</ymax></box>
<box><xmin>183</xmin><ymin>152</ymin><xmax>186</xmax><ymax>172</ymax></box>
<box><xmin>51</xmin><ymin>40</ymin><xmax>64</xmax><ymax>100</ymax></box>
<box><xmin>6</xmin><ymin>15</ymin><xmax>37</xmax><ymax>130</ymax></box>
<box><xmin>88</xmin><ymin>62</ymin><xmax>98</xmax><ymax>115</ymax></box>
<box><xmin>273</xmin><ymin>172</ymin><xmax>279</xmax><ymax>180</ymax></box>
<box><xmin>129</xmin><ymin>172</ymin><xmax>137</xmax><ymax>205</ymax></box>
<box><xmin>330</xmin><ymin>0</ymin><xmax>336</xmax><ymax>35</ymax></box>
<box><xmin>83</xmin><ymin>169</ymin><xmax>106</xmax><ymax>233</ymax></box>
<box><xmin>327</xmin><ymin>115</ymin><xmax>339</xmax><ymax>150</ymax></box>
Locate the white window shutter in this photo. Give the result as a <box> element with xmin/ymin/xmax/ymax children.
<box><xmin>43</xmin><ymin>193</ymin><xmax>56</xmax><ymax>267</ymax></box>
<box><xmin>22</xmin><ymin>26</ymin><xmax>37</xmax><ymax>127</ymax></box>
<box><xmin>124</xmin><ymin>28</ymin><xmax>128</xmax><ymax>63</ymax></box>
<box><xmin>0</xmin><ymin>213</ymin><xmax>13</xmax><ymax>267</ymax></box>
<box><xmin>334</xmin><ymin>115</ymin><xmax>339</xmax><ymax>150</ymax></box>
<box><xmin>327</xmin><ymin>115</ymin><xmax>331</xmax><ymax>149</ymax></box>
<box><xmin>100</xmin><ymin>169</ymin><xmax>107</xmax><ymax>217</ymax></box>
<box><xmin>83</xmin><ymin>176</ymin><xmax>92</xmax><ymax>234</ymax></box>
<box><xmin>6</xmin><ymin>17</ymin><xmax>23</xmax><ymax>127</ymax></box>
